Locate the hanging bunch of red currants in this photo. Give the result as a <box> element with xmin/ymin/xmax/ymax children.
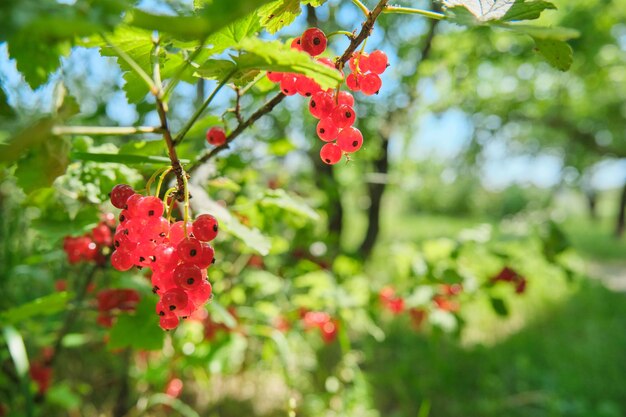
<box><xmin>265</xmin><ymin>27</ymin><xmax>388</xmax><ymax>165</ymax></box>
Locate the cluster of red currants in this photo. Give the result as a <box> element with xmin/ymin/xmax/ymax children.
<box><xmin>491</xmin><ymin>266</ymin><xmax>527</xmax><ymax>294</ymax></box>
<box><xmin>302</xmin><ymin>310</ymin><xmax>338</xmax><ymax>343</ymax></box>
<box><xmin>62</xmin><ymin>214</ymin><xmax>115</xmax><ymax>265</ymax></box>
<box><xmin>433</xmin><ymin>283</ymin><xmax>462</xmax><ymax>313</ymax></box>
<box><xmin>96</xmin><ymin>288</ymin><xmax>140</xmax><ymax>327</ymax></box>
<box><xmin>108</xmin><ymin>184</ymin><xmax>218</xmax><ymax>330</ymax></box>
<box><xmin>265</xmin><ymin>27</ymin><xmax>389</xmax><ymax>165</ymax></box>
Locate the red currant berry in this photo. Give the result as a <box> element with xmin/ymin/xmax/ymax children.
<box><xmin>296</xmin><ymin>76</ymin><xmax>321</xmax><ymax>97</ymax></box>
<box><xmin>169</xmin><ymin>221</ymin><xmax>193</xmax><ymax>245</ymax></box>
<box><xmin>336</xmin><ymin>126</ymin><xmax>363</xmax><ymax>153</ymax></box>
<box><xmin>137</xmin><ymin>196</ymin><xmax>164</xmax><ymax>218</ymax></box>
<box><xmin>124</xmin><ymin>194</ymin><xmax>144</xmax><ymax>216</ymax></box>
<box><xmin>360</xmin><ymin>73</ymin><xmax>382</xmax><ymax>96</ymax></box>
<box><xmin>317</xmin><ymin>57</ymin><xmax>336</xmax><ymax>69</ymax></box>
<box><xmin>195</xmin><ymin>243</ymin><xmax>215</xmax><ymax>269</ymax></box>
<box><xmin>301</xmin><ymin>28</ymin><xmax>327</xmax><ymax>56</ymax></box>
<box><xmin>132</xmin><ymin>241</ymin><xmax>157</xmax><ymax>268</ymax></box>
<box><xmin>206</xmin><ymin>127</ymin><xmax>227</xmax><ymax>146</ymax></box>
<box><xmin>337</xmin><ymin>91</ymin><xmax>355</xmax><ymax>107</ymax></box>
<box><xmin>92</xmin><ymin>223</ymin><xmax>112</xmax><ymax>246</ymax></box>
<box><xmin>330</xmin><ymin>104</ymin><xmax>356</xmax><ymax>128</ymax></box>
<box><xmin>110</xmin><ymin>184</ymin><xmax>135</xmax><ymax>209</ymax></box>
<box><xmin>368</xmin><ymin>50</ymin><xmax>388</xmax><ymax>74</ymax></box>
<box><xmin>280</xmin><ymin>74</ymin><xmax>298</xmax><ymax>96</ymax></box>
<box><xmin>144</xmin><ymin>217</ymin><xmax>170</xmax><ymax>242</ymax></box>
<box><xmin>111</xmin><ymin>249</ymin><xmax>134</xmax><ymax>271</ymax></box>
<box><xmin>266</xmin><ymin>71</ymin><xmax>284</xmax><ymax>83</ymax></box>
<box><xmin>153</xmin><ymin>243</ymin><xmax>179</xmax><ymax>271</ymax></box>
<box><xmin>159</xmin><ymin>313</ymin><xmax>179</xmax><ymax>330</ymax></box>
<box><xmin>173</xmin><ymin>264</ymin><xmax>203</xmax><ymax>291</ymax></box>
<box><xmin>309</xmin><ymin>91</ymin><xmax>335</xmax><ymax>119</ymax></box>
<box><xmin>316</xmin><ymin>117</ymin><xmax>339</xmax><ymax>142</ymax></box>
<box><xmin>346</xmin><ymin>73</ymin><xmax>361</xmax><ymax>91</ymax></box>
<box><xmin>192</xmin><ymin>214</ymin><xmax>219</xmax><ymax>242</ymax></box>
<box><xmin>176</xmin><ymin>238</ymin><xmax>203</xmax><ymax>263</ymax></box>
<box><xmin>349</xmin><ymin>52</ymin><xmax>369</xmax><ymax>73</ymax></box>
<box><xmin>189</xmin><ymin>281</ymin><xmax>212</xmax><ymax>305</ymax></box>
<box><xmin>118</xmin><ymin>209</ymin><xmax>131</xmax><ymax>224</ymax></box>
<box><xmin>290</xmin><ymin>37</ymin><xmax>302</xmax><ymax>51</ymax></box>
<box><xmin>162</xmin><ymin>288</ymin><xmax>189</xmax><ymax>312</ymax></box>
<box><xmin>320</xmin><ymin>143</ymin><xmax>343</xmax><ymax>165</ymax></box>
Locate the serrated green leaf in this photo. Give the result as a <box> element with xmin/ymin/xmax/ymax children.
<box><xmin>532</xmin><ymin>37</ymin><xmax>573</xmax><ymax>71</ymax></box>
<box><xmin>303</xmin><ymin>0</ymin><xmax>327</xmax><ymax>6</ymax></box>
<box><xmin>0</xmin><ymin>292</ymin><xmax>73</xmax><ymax>325</ymax></box>
<box><xmin>205</xmin><ymin>11</ymin><xmax>261</xmax><ymax>56</ymax></box>
<box><xmin>197</xmin><ymin>38</ymin><xmax>342</xmax><ymax>89</ymax></box>
<box><xmin>108</xmin><ymin>297</ymin><xmax>164</xmax><ymax>350</ymax></box>
<box><xmin>70</xmin><ymin>152</ymin><xmax>187</xmax><ymax>165</ymax></box>
<box><xmin>501</xmin><ymin>0</ymin><xmax>556</xmax><ymax>21</ymax></box>
<box><xmin>444</xmin><ymin>1</ymin><xmax>514</xmax><ymax>23</ymax></box>
<box><xmin>0</xmin><ymin>87</ymin><xmax>15</xmax><ymax>118</ymax></box>
<box><xmin>506</xmin><ymin>24</ymin><xmax>579</xmax><ymax>40</ymax></box>
<box><xmin>258</xmin><ymin>0</ymin><xmax>301</xmax><ymax>34</ymax></box>
<box><xmin>0</xmin><ymin>118</ymin><xmax>55</xmax><ymax>164</ymax></box>
<box><xmin>15</xmin><ymin>137</ymin><xmax>71</xmax><ymax>193</ymax></box>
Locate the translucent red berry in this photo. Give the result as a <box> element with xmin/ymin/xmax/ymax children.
<box><xmin>309</xmin><ymin>91</ymin><xmax>335</xmax><ymax>119</ymax></box>
<box><xmin>137</xmin><ymin>196</ymin><xmax>164</xmax><ymax>218</ymax></box>
<box><xmin>173</xmin><ymin>264</ymin><xmax>203</xmax><ymax>291</ymax></box>
<box><xmin>317</xmin><ymin>57</ymin><xmax>335</xmax><ymax>69</ymax></box>
<box><xmin>337</xmin><ymin>91</ymin><xmax>355</xmax><ymax>107</ymax></box>
<box><xmin>295</xmin><ymin>76</ymin><xmax>321</xmax><ymax>97</ymax></box>
<box><xmin>368</xmin><ymin>50</ymin><xmax>388</xmax><ymax>74</ymax></box>
<box><xmin>301</xmin><ymin>28</ymin><xmax>327</xmax><ymax>56</ymax></box>
<box><xmin>280</xmin><ymin>74</ymin><xmax>298</xmax><ymax>96</ymax></box>
<box><xmin>337</xmin><ymin>127</ymin><xmax>363</xmax><ymax>153</ymax></box>
<box><xmin>169</xmin><ymin>221</ymin><xmax>193</xmax><ymax>245</ymax></box>
<box><xmin>206</xmin><ymin>127</ymin><xmax>226</xmax><ymax>146</ymax></box>
<box><xmin>346</xmin><ymin>73</ymin><xmax>360</xmax><ymax>91</ymax></box>
<box><xmin>110</xmin><ymin>184</ymin><xmax>135</xmax><ymax>209</ymax></box>
<box><xmin>290</xmin><ymin>37</ymin><xmax>302</xmax><ymax>51</ymax></box>
<box><xmin>360</xmin><ymin>73</ymin><xmax>382</xmax><ymax>96</ymax></box>
<box><xmin>330</xmin><ymin>104</ymin><xmax>356</xmax><ymax>128</ymax></box>
<box><xmin>349</xmin><ymin>52</ymin><xmax>369</xmax><ymax>73</ymax></box>
<box><xmin>192</xmin><ymin>214</ymin><xmax>219</xmax><ymax>242</ymax></box>
<box><xmin>176</xmin><ymin>238</ymin><xmax>203</xmax><ymax>263</ymax></box>
<box><xmin>124</xmin><ymin>194</ymin><xmax>144</xmax><ymax>216</ymax></box>
<box><xmin>111</xmin><ymin>249</ymin><xmax>134</xmax><ymax>271</ymax></box>
<box><xmin>267</xmin><ymin>71</ymin><xmax>283</xmax><ymax>83</ymax></box>
<box><xmin>320</xmin><ymin>143</ymin><xmax>343</xmax><ymax>165</ymax></box>
<box><xmin>195</xmin><ymin>243</ymin><xmax>215</xmax><ymax>269</ymax></box>
<box><xmin>316</xmin><ymin>117</ymin><xmax>339</xmax><ymax>142</ymax></box>
<box><xmin>159</xmin><ymin>313</ymin><xmax>179</xmax><ymax>330</ymax></box>
<box><xmin>162</xmin><ymin>288</ymin><xmax>189</xmax><ymax>312</ymax></box>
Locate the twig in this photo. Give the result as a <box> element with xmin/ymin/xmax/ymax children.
<box><xmin>52</xmin><ymin>126</ymin><xmax>164</xmax><ymax>136</ymax></box>
<box><xmin>188</xmin><ymin>0</ymin><xmax>390</xmax><ymax>172</ymax></box>
<box><xmin>234</xmin><ymin>86</ymin><xmax>244</xmax><ymax>124</ymax></box>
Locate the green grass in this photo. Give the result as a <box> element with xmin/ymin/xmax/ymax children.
<box><xmin>363</xmin><ymin>281</ymin><xmax>626</xmax><ymax>417</ymax></box>
<box><xmin>562</xmin><ymin>215</ymin><xmax>626</xmax><ymax>261</ymax></box>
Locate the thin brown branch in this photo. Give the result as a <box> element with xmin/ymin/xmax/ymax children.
<box><xmin>156</xmin><ymin>99</ymin><xmax>187</xmax><ymax>200</ymax></box>
<box><xmin>234</xmin><ymin>87</ymin><xmax>244</xmax><ymax>124</ymax></box>
<box><xmin>188</xmin><ymin>0</ymin><xmax>390</xmax><ymax>172</ymax></box>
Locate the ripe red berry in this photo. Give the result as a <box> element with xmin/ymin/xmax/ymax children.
<box><xmin>316</xmin><ymin>57</ymin><xmax>336</xmax><ymax>69</ymax></box>
<box><xmin>159</xmin><ymin>313</ymin><xmax>179</xmax><ymax>330</ymax></box>
<box><xmin>137</xmin><ymin>196</ymin><xmax>164</xmax><ymax>218</ymax></box>
<box><xmin>92</xmin><ymin>223</ymin><xmax>112</xmax><ymax>246</ymax></box>
<box><xmin>110</xmin><ymin>184</ymin><xmax>135</xmax><ymax>209</ymax></box>
<box><xmin>349</xmin><ymin>52</ymin><xmax>369</xmax><ymax>73</ymax></box>
<box><xmin>169</xmin><ymin>221</ymin><xmax>193</xmax><ymax>245</ymax></box>
<box><xmin>153</xmin><ymin>243</ymin><xmax>179</xmax><ymax>271</ymax></box>
<box><xmin>280</xmin><ymin>74</ymin><xmax>298</xmax><ymax>96</ymax></box>
<box><xmin>360</xmin><ymin>73</ymin><xmax>382</xmax><ymax>95</ymax></box>
<box><xmin>330</xmin><ymin>104</ymin><xmax>356</xmax><ymax>128</ymax></box>
<box><xmin>336</xmin><ymin>127</ymin><xmax>363</xmax><ymax>153</ymax></box>
<box><xmin>309</xmin><ymin>91</ymin><xmax>335</xmax><ymax>119</ymax></box>
<box><xmin>337</xmin><ymin>91</ymin><xmax>355</xmax><ymax>107</ymax></box>
<box><xmin>195</xmin><ymin>243</ymin><xmax>215</xmax><ymax>269</ymax></box>
<box><xmin>346</xmin><ymin>73</ymin><xmax>360</xmax><ymax>91</ymax></box>
<box><xmin>173</xmin><ymin>264</ymin><xmax>203</xmax><ymax>291</ymax></box>
<box><xmin>124</xmin><ymin>194</ymin><xmax>144</xmax><ymax>215</ymax></box>
<box><xmin>162</xmin><ymin>288</ymin><xmax>189</xmax><ymax>312</ymax></box>
<box><xmin>176</xmin><ymin>238</ymin><xmax>203</xmax><ymax>263</ymax></box>
<box><xmin>266</xmin><ymin>71</ymin><xmax>283</xmax><ymax>83</ymax></box>
<box><xmin>193</xmin><ymin>214</ymin><xmax>219</xmax><ymax>242</ymax></box>
<box><xmin>295</xmin><ymin>76</ymin><xmax>321</xmax><ymax>97</ymax></box>
<box><xmin>111</xmin><ymin>249</ymin><xmax>134</xmax><ymax>271</ymax></box>
<box><xmin>206</xmin><ymin>127</ymin><xmax>226</xmax><ymax>146</ymax></box>
<box><xmin>290</xmin><ymin>37</ymin><xmax>302</xmax><ymax>51</ymax></box>
<box><xmin>316</xmin><ymin>117</ymin><xmax>339</xmax><ymax>142</ymax></box>
<box><xmin>320</xmin><ymin>143</ymin><xmax>343</xmax><ymax>165</ymax></box>
<box><xmin>189</xmin><ymin>281</ymin><xmax>212</xmax><ymax>305</ymax></box>
<box><xmin>301</xmin><ymin>28</ymin><xmax>327</xmax><ymax>56</ymax></box>
<box><xmin>368</xmin><ymin>50</ymin><xmax>388</xmax><ymax>74</ymax></box>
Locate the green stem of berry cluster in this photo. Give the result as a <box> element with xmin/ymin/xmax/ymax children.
<box><xmin>145</xmin><ymin>166</ymin><xmax>171</xmax><ymax>196</ymax></box>
<box><xmin>382</xmin><ymin>5</ymin><xmax>445</xmax><ymax>20</ymax></box>
<box><xmin>181</xmin><ymin>174</ymin><xmax>191</xmax><ymax>237</ymax></box>
<box><xmin>164</xmin><ymin>187</ymin><xmax>178</xmax><ymax>222</ymax></box>
<box><xmin>351</xmin><ymin>0</ymin><xmax>370</xmax><ymax>16</ymax></box>
<box><xmin>326</xmin><ymin>30</ymin><xmax>355</xmax><ymax>40</ymax></box>
<box><xmin>155</xmin><ymin>167</ymin><xmax>173</xmax><ymax>197</ymax></box>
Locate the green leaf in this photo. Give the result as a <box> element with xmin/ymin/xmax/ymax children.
<box><xmin>0</xmin><ymin>87</ymin><xmax>15</xmax><ymax>118</ymax></box>
<box><xmin>258</xmin><ymin>0</ymin><xmax>301</xmax><ymax>34</ymax></box>
<box><xmin>204</xmin><ymin>11</ymin><xmax>261</xmax><ymax>56</ymax></box>
<box><xmin>189</xmin><ymin>185</ymin><xmax>271</xmax><ymax>255</ymax></box>
<box><xmin>259</xmin><ymin>189</ymin><xmax>320</xmax><ymax>221</ymax></box>
<box><xmin>0</xmin><ymin>118</ymin><xmax>55</xmax><ymax>164</ymax></box>
<box><xmin>197</xmin><ymin>38</ymin><xmax>343</xmax><ymax>89</ymax></box>
<box><xmin>532</xmin><ymin>37</ymin><xmax>573</xmax><ymax>71</ymax></box>
<box><xmin>70</xmin><ymin>152</ymin><xmax>187</xmax><ymax>165</ymax></box>
<box><xmin>506</xmin><ymin>24</ymin><xmax>579</xmax><ymax>41</ymax></box>
<box><xmin>489</xmin><ymin>297</ymin><xmax>509</xmax><ymax>317</ymax></box>
<box><xmin>145</xmin><ymin>394</ymin><xmax>200</xmax><ymax>417</ymax></box>
<box><xmin>108</xmin><ymin>298</ymin><xmax>164</xmax><ymax>351</ymax></box>
<box><xmin>501</xmin><ymin>0</ymin><xmax>556</xmax><ymax>21</ymax></box>
<box><xmin>207</xmin><ymin>301</ymin><xmax>238</xmax><ymax>328</ymax></box>
<box><xmin>2</xmin><ymin>326</ymin><xmax>30</xmax><ymax>377</ymax></box>
<box><xmin>0</xmin><ymin>292</ymin><xmax>73</xmax><ymax>325</ymax></box>
<box><xmin>15</xmin><ymin>137</ymin><xmax>71</xmax><ymax>193</ymax></box>
<box><xmin>129</xmin><ymin>0</ymin><xmax>271</xmax><ymax>40</ymax></box>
